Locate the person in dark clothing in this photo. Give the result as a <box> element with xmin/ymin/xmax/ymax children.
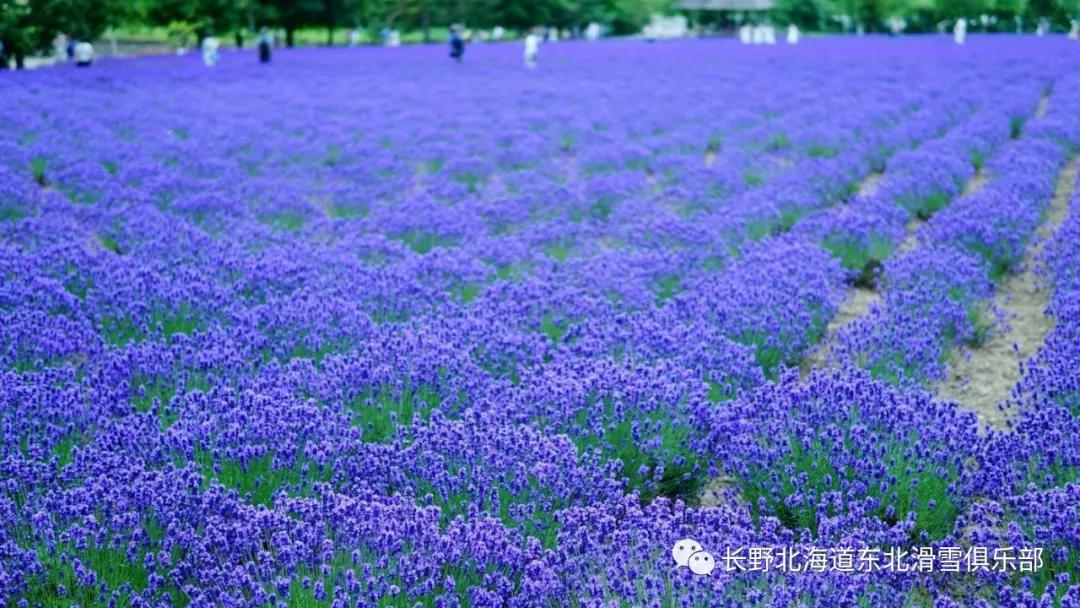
<box><xmin>449</xmin><ymin>25</ymin><xmax>464</xmax><ymax>63</ymax></box>
<box><xmin>258</xmin><ymin>28</ymin><xmax>272</xmax><ymax>63</ymax></box>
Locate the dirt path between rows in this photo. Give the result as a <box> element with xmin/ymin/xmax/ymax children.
<box><xmin>799</xmin><ymin>192</ymin><xmax>952</xmax><ymax>375</ymax></box>
<box><xmin>700</xmin><ymin>98</ymin><xmax>1052</xmax><ymax>507</ymax></box>
<box><xmin>1035</xmin><ymin>95</ymin><xmax>1050</xmax><ymax>119</ymax></box>
<box><xmin>703</xmin><ymin>164</ymin><xmax>1021</xmax><ymax>505</ymax></box>
<box><xmin>858</xmin><ymin>172</ymin><xmax>883</xmax><ymax>197</ymax></box>
<box><xmin>935</xmin><ymin>156</ymin><xmax>1078</xmax><ymax>430</ymax></box>
<box><xmin>963</xmin><ymin>168</ymin><xmax>987</xmax><ymax>197</ymax></box>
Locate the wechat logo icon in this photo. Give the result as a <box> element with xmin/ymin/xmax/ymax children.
<box><xmin>671</xmin><ymin>538</ymin><xmax>716</xmax><ymax>576</ymax></box>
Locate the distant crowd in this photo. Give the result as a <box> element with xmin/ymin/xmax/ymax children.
<box><xmin>16</xmin><ymin>15</ymin><xmax>1080</xmax><ymax>72</ymax></box>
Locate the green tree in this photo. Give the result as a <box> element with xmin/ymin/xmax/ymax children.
<box><xmin>0</xmin><ymin>0</ymin><xmax>34</xmax><ymax>68</ymax></box>
<box><xmin>1</xmin><ymin>0</ymin><xmax>133</xmax><ymax>68</ymax></box>
<box><xmin>778</xmin><ymin>0</ymin><xmax>825</xmax><ymax>27</ymax></box>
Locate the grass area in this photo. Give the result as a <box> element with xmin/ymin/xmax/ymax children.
<box><xmin>258</xmin><ymin>211</ymin><xmax>307</xmax><ymax>231</ymax></box>
<box><xmin>447</xmin><ymin>281</ymin><xmax>482</xmax><ymax>304</ymax></box>
<box><xmin>863</xmin><ymin>345</ymin><xmax>942</xmax><ymax>387</ymax></box>
<box><xmin>542</xmin><ymin>240</ymin><xmax>573</xmax><ymax>262</ymax></box>
<box><xmin>823</xmin><ymin>234</ymin><xmax>894</xmax><ymax>286</ymax></box>
<box><xmin>735</xmin><ymin>415</ymin><xmax>959</xmax><ymax>543</ymax></box>
<box><xmin>0</xmin><ymin>206</ymin><xmax>26</xmax><ymax>222</ymax></box>
<box><xmin>324</xmin><ymin>202</ymin><xmax>368</xmax><ymax>219</ymax></box>
<box><xmin>101</xmin><ymin>305</ymin><xmax>207</xmax><ymax>347</ymax></box>
<box><xmin>30</xmin><ymin>157</ymin><xmax>47</xmax><ymax>186</ymax></box>
<box><xmin>348</xmin><ymin>384</ymin><xmax>444</xmax><ymax>444</ymax></box>
<box><xmin>734</xmin><ymin>307</ymin><xmax>828</xmax><ymax>380</ymax></box>
<box><xmin>394</xmin><ymin>230</ymin><xmax>459</xmax><ymax>254</ymax></box>
<box><xmin>539</xmin><ymin>314</ymin><xmax>572</xmax><ymax>345</ymax></box>
<box><xmin>652</xmin><ymin>273</ymin><xmax>681</xmax><ymax>304</ymax></box>
<box><xmin>15</xmin><ymin>519</ymin><xmax>184</xmax><ymax>608</ymax></box>
<box><xmin>571</xmin><ymin>405</ymin><xmax>703</xmax><ymax>503</ymax></box>
<box><xmin>194</xmin><ymin>448</ymin><xmax>333</xmax><ymax>507</ymax></box>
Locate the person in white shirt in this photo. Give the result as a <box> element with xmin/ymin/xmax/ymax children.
<box><xmin>953</xmin><ymin>18</ymin><xmax>967</xmax><ymax>45</ymax></box>
<box><xmin>201</xmin><ymin>35</ymin><xmax>220</xmax><ymax>67</ymax></box>
<box><xmin>53</xmin><ymin>33</ymin><xmax>69</xmax><ymax>62</ymax></box>
<box><xmin>524</xmin><ymin>29</ymin><xmax>539</xmax><ymax>68</ymax></box>
<box><xmin>74</xmin><ymin>41</ymin><xmax>94</xmax><ymax>67</ymax></box>
<box><xmin>786</xmin><ymin>24</ymin><xmax>800</xmax><ymax>44</ymax></box>
<box><xmin>738</xmin><ymin>24</ymin><xmax>752</xmax><ymax>44</ymax></box>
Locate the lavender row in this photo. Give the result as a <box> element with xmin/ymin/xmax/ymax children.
<box><xmin>832</xmin><ymin>76</ymin><xmax>1080</xmax><ymax>388</ymax></box>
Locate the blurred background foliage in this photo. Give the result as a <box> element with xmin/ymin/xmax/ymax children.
<box><xmin>1</xmin><ymin>0</ymin><xmax>1077</xmax><ymax>66</ymax></box>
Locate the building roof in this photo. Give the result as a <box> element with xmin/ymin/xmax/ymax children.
<box><xmin>674</xmin><ymin>0</ymin><xmax>775</xmax><ymax>10</ymax></box>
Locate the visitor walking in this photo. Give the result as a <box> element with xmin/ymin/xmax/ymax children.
<box><xmin>258</xmin><ymin>28</ymin><xmax>272</xmax><ymax>64</ymax></box>
<box><xmin>53</xmin><ymin>33</ymin><xmax>68</xmax><ymax>62</ymax></box>
<box><xmin>524</xmin><ymin>28</ymin><xmax>540</xmax><ymax>69</ymax></box>
<box><xmin>201</xmin><ymin>35</ymin><xmax>220</xmax><ymax>67</ymax></box>
<box><xmin>74</xmin><ymin>41</ymin><xmax>94</xmax><ymax>67</ymax></box>
<box><xmin>786</xmin><ymin>24</ymin><xmax>800</xmax><ymax>44</ymax></box>
<box><xmin>953</xmin><ymin>18</ymin><xmax>967</xmax><ymax>45</ymax></box>
<box><xmin>449</xmin><ymin>25</ymin><xmax>465</xmax><ymax>63</ymax></box>
<box><xmin>738</xmin><ymin>23</ymin><xmax>752</xmax><ymax>44</ymax></box>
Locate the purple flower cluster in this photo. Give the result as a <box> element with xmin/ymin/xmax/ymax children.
<box><xmin>1</xmin><ymin>37</ymin><xmax>1079</xmax><ymax>607</ymax></box>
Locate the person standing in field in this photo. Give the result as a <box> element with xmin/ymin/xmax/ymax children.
<box><xmin>53</xmin><ymin>33</ymin><xmax>69</xmax><ymax>62</ymax></box>
<box><xmin>953</xmin><ymin>18</ymin><xmax>967</xmax><ymax>45</ymax></box>
<box><xmin>786</xmin><ymin>24</ymin><xmax>800</xmax><ymax>44</ymax></box>
<box><xmin>738</xmin><ymin>23</ymin><xmax>752</xmax><ymax>43</ymax></box>
<box><xmin>524</xmin><ymin>28</ymin><xmax>540</xmax><ymax>68</ymax></box>
<box><xmin>258</xmin><ymin>28</ymin><xmax>272</xmax><ymax>64</ymax></box>
<box><xmin>201</xmin><ymin>34</ymin><xmax>220</xmax><ymax>67</ymax></box>
<box><xmin>74</xmin><ymin>41</ymin><xmax>94</xmax><ymax>67</ymax></box>
<box><xmin>449</xmin><ymin>25</ymin><xmax>465</xmax><ymax>63</ymax></box>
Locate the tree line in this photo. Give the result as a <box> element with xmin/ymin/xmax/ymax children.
<box><xmin>1</xmin><ymin>0</ymin><xmax>1077</xmax><ymax>68</ymax></box>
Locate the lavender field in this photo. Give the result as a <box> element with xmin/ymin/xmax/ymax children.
<box><xmin>2</xmin><ymin>37</ymin><xmax>1080</xmax><ymax>607</ymax></box>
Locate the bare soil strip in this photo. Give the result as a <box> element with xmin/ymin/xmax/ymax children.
<box><xmin>704</xmin><ymin>166</ymin><xmax>1017</xmax><ymax>505</ymax></box>
<box><xmin>963</xmin><ymin>169</ymin><xmax>988</xmax><ymax>196</ymax></box>
<box><xmin>1035</xmin><ymin>95</ymin><xmax>1050</xmax><ymax>119</ymax></box>
<box><xmin>701</xmin><ymin>109</ymin><xmax>1041</xmax><ymax>505</ymax></box>
<box><xmin>800</xmin><ymin>167</ymin><xmax>987</xmax><ymax>377</ymax></box>
<box><xmin>935</xmin><ymin>157</ymin><xmax>1078</xmax><ymax>430</ymax></box>
<box><xmin>897</xmin><ymin>217</ymin><xmax>924</xmax><ymax>253</ymax></box>
<box><xmin>858</xmin><ymin>172</ymin><xmax>884</xmax><ymax>197</ymax></box>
